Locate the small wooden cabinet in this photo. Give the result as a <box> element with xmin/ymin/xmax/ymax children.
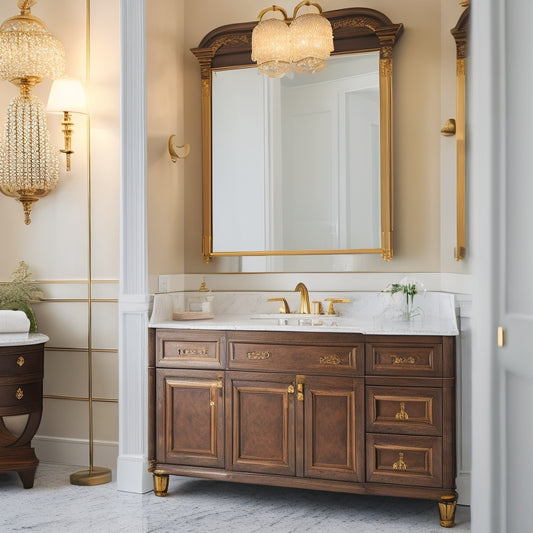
<box><xmin>0</xmin><ymin>337</ymin><xmax>46</xmax><ymax>488</ymax></box>
<box><xmin>149</xmin><ymin>329</ymin><xmax>457</xmax><ymax>527</ymax></box>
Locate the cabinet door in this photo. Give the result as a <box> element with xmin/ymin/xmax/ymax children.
<box><xmin>157</xmin><ymin>369</ymin><xmax>224</xmax><ymax>467</ymax></box>
<box><xmin>228</xmin><ymin>372</ymin><xmax>296</xmax><ymax>476</ymax></box>
<box><xmin>303</xmin><ymin>376</ymin><xmax>365</xmax><ymax>482</ymax></box>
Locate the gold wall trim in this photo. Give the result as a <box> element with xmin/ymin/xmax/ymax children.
<box><xmin>44</xmin><ymin>394</ymin><xmax>118</xmax><ymax>403</ymax></box>
<box><xmin>45</xmin><ymin>347</ymin><xmax>118</xmax><ymax>353</ymax></box>
<box><xmin>34</xmin><ymin>280</ymin><xmax>119</xmax><ymax>284</ymax></box>
<box><xmin>39</xmin><ymin>298</ymin><xmax>118</xmax><ymax>303</ymax></box>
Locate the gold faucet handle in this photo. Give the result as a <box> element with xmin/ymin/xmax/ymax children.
<box><xmin>311</xmin><ymin>301</ymin><xmax>323</xmax><ymax>315</ymax></box>
<box><xmin>267</xmin><ymin>298</ymin><xmax>291</xmax><ymax>314</ymax></box>
<box><xmin>324</xmin><ymin>298</ymin><xmax>350</xmax><ymax>315</ymax></box>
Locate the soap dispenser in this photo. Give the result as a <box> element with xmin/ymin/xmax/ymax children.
<box><xmin>187</xmin><ymin>278</ymin><xmax>214</xmax><ymax>315</ymax></box>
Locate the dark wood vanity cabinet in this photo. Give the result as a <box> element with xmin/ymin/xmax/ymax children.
<box><xmin>149</xmin><ymin>329</ymin><xmax>457</xmax><ymax>528</ymax></box>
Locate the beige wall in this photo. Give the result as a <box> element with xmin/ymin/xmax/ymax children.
<box><xmin>0</xmin><ymin>0</ymin><xmax>120</xmax><ymax>468</ymax></box>
<box><xmin>179</xmin><ymin>0</ymin><xmax>471</xmax><ymax>275</ymax></box>
<box><xmin>147</xmin><ymin>0</ymin><xmax>187</xmax><ymax>284</ymax></box>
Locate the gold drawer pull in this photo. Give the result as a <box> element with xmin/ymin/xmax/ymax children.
<box><xmin>177</xmin><ymin>348</ymin><xmax>208</xmax><ymax>356</ymax></box>
<box><xmin>392</xmin><ymin>452</ymin><xmax>407</xmax><ymax>471</ymax></box>
<box><xmin>16</xmin><ymin>387</ymin><xmax>24</xmax><ymax>400</ymax></box>
<box><xmin>392</xmin><ymin>356</ymin><xmax>416</xmax><ymax>365</ymax></box>
<box><xmin>216</xmin><ymin>376</ymin><xmax>224</xmax><ymax>389</ymax></box>
<box><xmin>288</xmin><ymin>384</ymin><xmax>295</xmax><ymax>394</ymax></box>
<box><xmin>247</xmin><ymin>351</ymin><xmax>271</xmax><ymax>360</ymax></box>
<box><xmin>16</xmin><ymin>356</ymin><xmax>25</xmax><ymax>367</ymax></box>
<box><xmin>319</xmin><ymin>354</ymin><xmax>341</xmax><ymax>365</ymax></box>
<box><xmin>210</xmin><ymin>401</ymin><xmax>215</xmax><ymax>407</ymax></box>
<box><xmin>395</xmin><ymin>402</ymin><xmax>409</xmax><ymax>420</ymax></box>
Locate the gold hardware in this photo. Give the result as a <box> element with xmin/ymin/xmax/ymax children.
<box><xmin>395</xmin><ymin>402</ymin><xmax>409</xmax><ymax>420</ymax></box>
<box><xmin>177</xmin><ymin>348</ymin><xmax>208</xmax><ymax>356</ymax></box>
<box><xmin>311</xmin><ymin>301</ymin><xmax>323</xmax><ymax>314</ymax></box>
<box><xmin>319</xmin><ymin>354</ymin><xmax>341</xmax><ymax>365</ymax></box>
<box><xmin>267</xmin><ymin>298</ymin><xmax>291</xmax><ymax>314</ymax></box>
<box><xmin>296</xmin><ymin>375</ymin><xmax>305</xmax><ymax>401</ymax></box>
<box><xmin>168</xmin><ymin>134</ymin><xmax>190</xmax><ymax>162</ymax></box>
<box><xmin>438</xmin><ymin>495</ymin><xmax>457</xmax><ymax>528</ymax></box>
<box><xmin>16</xmin><ymin>387</ymin><xmax>24</xmax><ymax>400</ymax></box>
<box><xmin>216</xmin><ymin>376</ymin><xmax>224</xmax><ymax>389</ymax></box>
<box><xmin>392</xmin><ymin>355</ymin><xmax>416</xmax><ymax>365</ymax></box>
<box><xmin>247</xmin><ymin>351</ymin><xmax>271</xmax><ymax>360</ymax></box>
<box><xmin>440</xmin><ymin>118</ymin><xmax>456</xmax><ymax>136</ymax></box>
<box><xmin>153</xmin><ymin>473</ymin><xmax>169</xmax><ymax>497</ymax></box>
<box><xmin>210</xmin><ymin>400</ymin><xmax>215</xmax><ymax>407</ymax></box>
<box><xmin>324</xmin><ymin>298</ymin><xmax>350</xmax><ymax>315</ymax></box>
<box><xmin>295</xmin><ymin>282</ymin><xmax>311</xmax><ymax>314</ymax></box>
<box><xmin>392</xmin><ymin>452</ymin><xmax>407</xmax><ymax>471</ymax></box>
<box><xmin>288</xmin><ymin>384</ymin><xmax>295</xmax><ymax>394</ymax></box>
<box><xmin>497</xmin><ymin>326</ymin><xmax>505</xmax><ymax>347</ymax></box>
<box><xmin>16</xmin><ymin>356</ymin><xmax>25</xmax><ymax>367</ymax></box>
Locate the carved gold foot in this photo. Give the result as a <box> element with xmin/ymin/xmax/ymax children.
<box><xmin>153</xmin><ymin>473</ymin><xmax>169</xmax><ymax>497</ymax></box>
<box><xmin>438</xmin><ymin>495</ymin><xmax>457</xmax><ymax>527</ymax></box>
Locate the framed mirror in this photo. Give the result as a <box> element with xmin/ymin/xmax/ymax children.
<box><xmin>192</xmin><ymin>8</ymin><xmax>403</xmax><ymax>264</ymax></box>
<box><xmin>451</xmin><ymin>5</ymin><xmax>469</xmax><ymax>261</ymax></box>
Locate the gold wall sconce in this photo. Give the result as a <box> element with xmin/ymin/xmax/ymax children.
<box><xmin>441</xmin><ymin>118</ymin><xmax>456</xmax><ymax>136</ymax></box>
<box><xmin>251</xmin><ymin>1</ymin><xmax>333</xmax><ymax>78</ymax></box>
<box><xmin>47</xmin><ymin>77</ymin><xmax>88</xmax><ymax>172</ymax></box>
<box><xmin>168</xmin><ymin>134</ymin><xmax>190</xmax><ymax>162</ymax></box>
<box><xmin>0</xmin><ymin>0</ymin><xmax>85</xmax><ymax>224</ymax></box>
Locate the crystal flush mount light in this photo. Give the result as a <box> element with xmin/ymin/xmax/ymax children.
<box><xmin>251</xmin><ymin>1</ymin><xmax>334</xmax><ymax>78</ymax></box>
<box><xmin>0</xmin><ymin>0</ymin><xmax>85</xmax><ymax>224</ymax></box>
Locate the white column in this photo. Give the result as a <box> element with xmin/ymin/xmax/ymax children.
<box><xmin>117</xmin><ymin>0</ymin><xmax>152</xmax><ymax>493</ymax></box>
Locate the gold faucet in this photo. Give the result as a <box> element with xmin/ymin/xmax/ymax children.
<box><xmin>295</xmin><ymin>282</ymin><xmax>311</xmax><ymax>314</ymax></box>
<box><xmin>267</xmin><ymin>298</ymin><xmax>291</xmax><ymax>314</ymax></box>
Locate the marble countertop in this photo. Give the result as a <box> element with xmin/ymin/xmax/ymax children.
<box><xmin>0</xmin><ymin>332</ymin><xmax>49</xmax><ymax>347</ymax></box>
<box><xmin>149</xmin><ymin>290</ymin><xmax>459</xmax><ymax>336</ymax></box>
<box><xmin>149</xmin><ymin>315</ymin><xmax>458</xmax><ymax>336</ymax></box>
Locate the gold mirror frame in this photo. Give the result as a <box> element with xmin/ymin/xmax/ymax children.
<box><xmin>451</xmin><ymin>6</ymin><xmax>469</xmax><ymax>261</ymax></box>
<box><xmin>192</xmin><ymin>8</ymin><xmax>403</xmax><ymax>264</ymax></box>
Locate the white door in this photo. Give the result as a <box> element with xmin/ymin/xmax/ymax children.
<box><xmin>471</xmin><ymin>1</ymin><xmax>533</xmax><ymax>532</ymax></box>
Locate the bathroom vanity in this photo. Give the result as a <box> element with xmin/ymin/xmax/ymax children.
<box><xmin>148</xmin><ymin>293</ymin><xmax>458</xmax><ymax>527</ymax></box>
<box><xmin>0</xmin><ymin>333</ymin><xmax>48</xmax><ymax>488</ymax></box>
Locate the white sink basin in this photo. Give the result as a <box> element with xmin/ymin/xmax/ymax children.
<box><xmin>250</xmin><ymin>313</ymin><xmax>339</xmax><ymax>327</ymax></box>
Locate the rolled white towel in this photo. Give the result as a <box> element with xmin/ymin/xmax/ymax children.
<box><xmin>0</xmin><ymin>310</ymin><xmax>30</xmax><ymax>333</ymax></box>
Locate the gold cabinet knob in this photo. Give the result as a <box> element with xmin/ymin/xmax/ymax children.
<box><xmin>16</xmin><ymin>387</ymin><xmax>24</xmax><ymax>400</ymax></box>
<box><xmin>16</xmin><ymin>356</ymin><xmax>25</xmax><ymax>367</ymax></box>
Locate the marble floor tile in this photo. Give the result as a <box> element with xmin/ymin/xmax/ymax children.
<box><xmin>0</xmin><ymin>463</ymin><xmax>470</xmax><ymax>532</ymax></box>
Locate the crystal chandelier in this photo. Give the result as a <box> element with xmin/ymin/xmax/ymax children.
<box><xmin>0</xmin><ymin>0</ymin><xmax>65</xmax><ymax>224</ymax></box>
<box><xmin>251</xmin><ymin>1</ymin><xmax>333</xmax><ymax>78</ymax></box>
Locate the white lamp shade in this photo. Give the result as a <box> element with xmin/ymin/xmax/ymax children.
<box><xmin>47</xmin><ymin>78</ymin><xmax>87</xmax><ymax>114</ymax></box>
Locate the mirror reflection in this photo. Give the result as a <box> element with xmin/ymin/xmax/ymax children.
<box><xmin>212</xmin><ymin>51</ymin><xmax>381</xmax><ymax>255</ymax></box>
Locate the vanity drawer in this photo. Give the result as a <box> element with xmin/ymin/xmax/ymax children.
<box><xmin>366</xmin><ymin>386</ymin><xmax>442</xmax><ymax>436</ymax></box>
<box><xmin>0</xmin><ymin>349</ymin><xmax>43</xmax><ymax>377</ymax></box>
<box><xmin>0</xmin><ymin>380</ymin><xmax>42</xmax><ymax>414</ymax></box>
<box><xmin>156</xmin><ymin>330</ymin><xmax>225</xmax><ymax>369</ymax></box>
<box><xmin>366</xmin><ymin>434</ymin><xmax>442</xmax><ymax>487</ymax></box>
<box><xmin>366</xmin><ymin>343</ymin><xmax>442</xmax><ymax>377</ymax></box>
<box><xmin>228</xmin><ymin>339</ymin><xmax>363</xmax><ymax>374</ymax></box>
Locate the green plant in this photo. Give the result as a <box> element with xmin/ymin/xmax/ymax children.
<box><xmin>385</xmin><ymin>281</ymin><xmax>418</xmax><ymax>307</ymax></box>
<box><xmin>0</xmin><ymin>261</ymin><xmax>43</xmax><ymax>332</ymax></box>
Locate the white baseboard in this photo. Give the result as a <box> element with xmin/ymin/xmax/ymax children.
<box><xmin>117</xmin><ymin>454</ymin><xmax>153</xmax><ymax>493</ymax></box>
<box><xmin>33</xmin><ymin>435</ymin><xmax>118</xmax><ymax>471</ymax></box>
<box><xmin>456</xmin><ymin>472</ymin><xmax>471</xmax><ymax>506</ymax></box>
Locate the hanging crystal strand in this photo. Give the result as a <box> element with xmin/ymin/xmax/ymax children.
<box><xmin>0</xmin><ymin>79</ymin><xmax>60</xmax><ymax>224</ymax></box>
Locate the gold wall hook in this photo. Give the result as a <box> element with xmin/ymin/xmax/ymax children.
<box><xmin>441</xmin><ymin>118</ymin><xmax>456</xmax><ymax>136</ymax></box>
<box><xmin>168</xmin><ymin>134</ymin><xmax>190</xmax><ymax>162</ymax></box>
